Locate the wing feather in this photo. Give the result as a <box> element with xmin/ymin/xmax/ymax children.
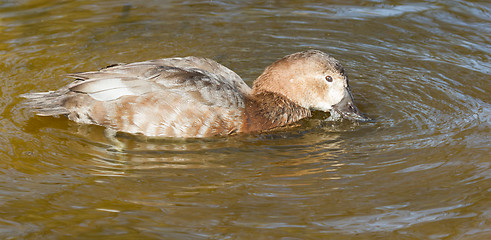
<box><xmin>65</xmin><ymin>57</ymin><xmax>251</xmax><ymax>107</ymax></box>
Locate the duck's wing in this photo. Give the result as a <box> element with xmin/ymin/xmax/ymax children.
<box><xmin>68</xmin><ymin>56</ymin><xmax>251</xmax><ymax>103</ymax></box>
<box><xmin>153</xmin><ymin>56</ymin><xmax>252</xmax><ymax>95</ymax></box>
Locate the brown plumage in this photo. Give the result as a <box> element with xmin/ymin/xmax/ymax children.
<box><xmin>21</xmin><ymin>50</ymin><xmax>368</xmax><ymax>138</ymax></box>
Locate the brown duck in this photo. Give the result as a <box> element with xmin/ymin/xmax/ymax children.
<box><xmin>21</xmin><ymin>50</ymin><xmax>369</xmax><ymax>138</ymax></box>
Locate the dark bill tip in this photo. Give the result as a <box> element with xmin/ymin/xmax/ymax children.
<box><xmin>332</xmin><ymin>93</ymin><xmax>372</xmax><ymax>122</ymax></box>
<box><xmin>334</xmin><ymin>107</ymin><xmax>372</xmax><ymax>122</ymax></box>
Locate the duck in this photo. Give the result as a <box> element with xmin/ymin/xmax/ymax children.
<box><xmin>21</xmin><ymin>50</ymin><xmax>369</xmax><ymax>138</ymax></box>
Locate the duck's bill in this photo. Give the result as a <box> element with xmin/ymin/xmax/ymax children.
<box><xmin>332</xmin><ymin>89</ymin><xmax>371</xmax><ymax>122</ymax></box>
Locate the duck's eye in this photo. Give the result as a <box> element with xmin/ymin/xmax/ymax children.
<box><xmin>325</xmin><ymin>76</ymin><xmax>333</xmax><ymax>82</ymax></box>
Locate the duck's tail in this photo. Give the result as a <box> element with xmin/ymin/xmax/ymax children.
<box><xmin>20</xmin><ymin>88</ymin><xmax>70</xmax><ymax>116</ymax></box>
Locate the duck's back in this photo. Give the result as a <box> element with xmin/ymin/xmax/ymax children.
<box><xmin>22</xmin><ymin>57</ymin><xmax>252</xmax><ymax>137</ymax></box>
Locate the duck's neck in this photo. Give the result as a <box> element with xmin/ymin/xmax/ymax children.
<box><xmin>241</xmin><ymin>91</ymin><xmax>311</xmax><ymax>133</ymax></box>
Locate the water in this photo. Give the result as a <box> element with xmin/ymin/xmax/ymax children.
<box><xmin>1</xmin><ymin>0</ymin><xmax>490</xmax><ymax>239</ymax></box>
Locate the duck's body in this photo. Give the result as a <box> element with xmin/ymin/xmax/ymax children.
<box><xmin>21</xmin><ymin>50</ymin><xmax>368</xmax><ymax>138</ymax></box>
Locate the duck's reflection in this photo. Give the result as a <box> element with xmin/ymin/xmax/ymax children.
<box><xmin>72</xmin><ymin>123</ymin><xmax>348</xmax><ymax>180</ymax></box>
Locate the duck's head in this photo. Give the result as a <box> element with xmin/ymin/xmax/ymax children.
<box><xmin>252</xmin><ymin>50</ymin><xmax>370</xmax><ymax>121</ymax></box>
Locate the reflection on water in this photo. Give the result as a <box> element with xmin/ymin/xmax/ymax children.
<box><xmin>77</xmin><ymin>126</ymin><xmax>344</xmax><ymax>178</ymax></box>
<box><xmin>0</xmin><ymin>0</ymin><xmax>490</xmax><ymax>239</ymax></box>
<box><xmin>315</xmin><ymin>203</ymin><xmax>474</xmax><ymax>233</ymax></box>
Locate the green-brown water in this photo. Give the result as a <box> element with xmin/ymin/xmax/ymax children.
<box><xmin>1</xmin><ymin>0</ymin><xmax>490</xmax><ymax>239</ymax></box>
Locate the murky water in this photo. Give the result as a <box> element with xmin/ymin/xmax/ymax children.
<box><xmin>1</xmin><ymin>0</ymin><xmax>490</xmax><ymax>239</ymax></box>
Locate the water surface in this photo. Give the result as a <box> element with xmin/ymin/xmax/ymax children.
<box><xmin>0</xmin><ymin>0</ymin><xmax>490</xmax><ymax>239</ymax></box>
